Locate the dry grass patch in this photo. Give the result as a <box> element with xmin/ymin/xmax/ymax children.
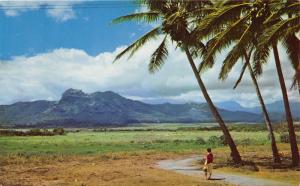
<box><xmin>0</xmin><ymin>152</ymin><xmax>229</xmax><ymax>186</ymax></box>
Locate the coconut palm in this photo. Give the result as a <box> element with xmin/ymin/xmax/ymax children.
<box><xmin>195</xmin><ymin>0</ymin><xmax>299</xmax><ymax>166</ymax></box>
<box><xmin>254</xmin><ymin>0</ymin><xmax>300</xmax><ymax>166</ymax></box>
<box><xmin>193</xmin><ymin>1</ymin><xmax>281</xmax><ymax>163</ymax></box>
<box><xmin>260</xmin><ymin>0</ymin><xmax>300</xmax><ymax>94</ymax></box>
<box><xmin>286</xmin><ymin>0</ymin><xmax>300</xmax><ymax>94</ymax></box>
<box><xmin>112</xmin><ymin>0</ymin><xmax>242</xmax><ymax>164</ymax></box>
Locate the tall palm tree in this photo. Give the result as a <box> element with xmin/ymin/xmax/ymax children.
<box><xmin>286</xmin><ymin>0</ymin><xmax>300</xmax><ymax>95</ymax></box>
<box><xmin>194</xmin><ymin>1</ymin><xmax>281</xmax><ymax>163</ymax></box>
<box><xmin>263</xmin><ymin>0</ymin><xmax>300</xmax><ymax>94</ymax></box>
<box><xmin>254</xmin><ymin>0</ymin><xmax>300</xmax><ymax>166</ymax></box>
<box><xmin>197</xmin><ymin>0</ymin><xmax>299</xmax><ymax>166</ymax></box>
<box><xmin>112</xmin><ymin>0</ymin><xmax>242</xmax><ymax>164</ymax></box>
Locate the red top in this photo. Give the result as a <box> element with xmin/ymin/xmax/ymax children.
<box><xmin>206</xmin><ymin>153</ymin><xmax>213</xmax><ymax>164</ymax></box>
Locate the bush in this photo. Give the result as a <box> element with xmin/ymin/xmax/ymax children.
<box><xmin>239</xmin><ymin>138</ymin><xmax>251</xmax><ymax>146</ymax></box>
<box><xmin>53</xmin><ymin>128</ymin><xmax>65</xmax><ymax>135</ymax></box>
<box><xmin>195</xmin><ymin>137</ymin><xmax>206</xmax><ymax>145</ymax></box>
<box><xmin>279</xmin><ymin>133</ymin><xmax>300</xmax><ymax>143</ymax></box>
<box><xmin>207</xmin><ymin>135</ymin><xmax>222</xmax><ymax>146</ymax></box>
<box><xmin>219</xmin><ymin>135</ymin><xmax>228</xmax><ymax>145</ymax></box>
<box><xmin>27</xmin><ymin>129</ymin><xmax>42</xmax><ymax>135</ymax></box>
<box><xmin>0</xmin><ymin>128</ymin><xmax>65</xmax><ymax>136</ymax></box>
<box><xmin>280</xmin><ymin>133</ymin><xmax>290</xmax><ymax>143</ymax></box>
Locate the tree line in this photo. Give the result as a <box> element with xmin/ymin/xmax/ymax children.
<box><xmin>112</xmin><ymin>0</ymin><xmax>300</xmax><ymax>166</ymax></box>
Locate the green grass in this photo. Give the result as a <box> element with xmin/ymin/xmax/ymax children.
<box><xmin>1</xmin><ymin>128</ymin><xmax>298</xmax><ymax>155</ymax></box>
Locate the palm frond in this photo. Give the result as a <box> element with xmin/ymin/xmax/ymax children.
<box><xmin>260</xmin><ymin>15</ymin><xmax>300</xmax><ymax>46</ymax></box>
<box><xmin>194</xmin><ymin>2</ymin><xmax>251</xmax><ymax>40</ymax></box>
<box><xmin>112</xmin><ymin>12</ymin><xmax>160</xmax><ymax>24</ymax></box>
<box><xmin>148</xmin><ymin>36</ymin><xmax>169</xmax><ymax>73</ymax></box>
<box><xmin>253</xmin><ymin>45</ymin><xmax>270</xmax><ymax>76</ymax></box>
<box><xmin>202</xmin><ymin>13</ymin><xmax>250</xmax><ymax>70</ymax></box>
<box><xmin>233</xmin><ymin>61</ymin><xmax>248</xmax><ymax>89</ymax></box>
<box><xmin>282</xmin><ymin>33</ymin><xmax>300</xmax><ymax>70</ymax></box>
<box><xmin>114</xmin><ymin>27</ymin><xmax>161</xmax><ymax>62</ymax></box>
<box><xmin>266</xmin><ymin>2</ymin><xmax>300</xmax><ymax>22</ymax></box>
<box><xmin>219</xmin><ymin>25</ymin><xmax>253</xmax><ymax>80</ymax></box>
<box><xmin>290</xmin><ymin>73</ymin><xmax>300</xmax><ymax>93</ymax></box>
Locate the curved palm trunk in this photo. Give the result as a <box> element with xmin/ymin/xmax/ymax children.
<box><xmin>272</xmin><ymin>43</ymin><xmax>299</xmax><ymax>166</ymax></box>
<box><xmin>244</xmin><ymin>53</ymin><xmax>280</xmax><ymax>163</ymax></box>
<box><xmin>297</xmin><ymin>63</ymin><xmax>300</xmax><ymax>95</ymax></box>
<box><xmin>184</xmin><ymin>46</ymin><xmax>242</xmax><ymax>164</ymax></box>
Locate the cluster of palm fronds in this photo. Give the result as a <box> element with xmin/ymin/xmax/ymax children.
<box><xmin>112</xmin><ymin>0</ymin><xmax>300</xmax><ymax>166</ymax></box>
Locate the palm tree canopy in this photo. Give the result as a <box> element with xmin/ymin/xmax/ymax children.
<box><xmin>112</xmin><ymin>0</ymin><xmax>213</xmax><ymax>73</ymax></box>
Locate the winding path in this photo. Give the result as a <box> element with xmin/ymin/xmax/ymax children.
<box><xmin>156</xmin><ymin>156</ymin><xmax>294</xmax><ymax>186</ymax></box>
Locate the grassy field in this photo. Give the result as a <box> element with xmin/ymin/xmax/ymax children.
<box><xmin>0</xmin><ymin>128</ymin><xmax>293</xmax><ymax>155</ymax></box>
<box><xmin>0</xmin><ymin>123</ymin><xmax>300</xmax><ymax>185</ymax></box>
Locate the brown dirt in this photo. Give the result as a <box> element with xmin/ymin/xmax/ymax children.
<box><xmin>0</xmin><ymin>153</ymin><xmax>229</xmax><ymax>186</ymax></box>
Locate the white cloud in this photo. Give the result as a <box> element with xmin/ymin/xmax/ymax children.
<box><xmin>0</xmin><ymin>39</ymin><xmax>298</xmax><ymax>107</ymax></box>
<box><xmin>0</xmin><ymin>0</ymin><xmax>80</xmax><ymax>22</ymax></box>
<box><xmin>47</xmin><ymin>5</ymin><xmax>75</xmax><ymax>22</ymax></box>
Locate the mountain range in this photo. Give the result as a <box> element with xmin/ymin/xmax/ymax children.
<box><xmin>0</xmin><ymin>89</ymin><xmax>298</xmax><ymax>127</ymax></box>
<box><xmin>215</xmin><ymin>100</ymin><xmax>299</xmax><ymax>117</ymax></box>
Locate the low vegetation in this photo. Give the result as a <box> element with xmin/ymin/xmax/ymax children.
<box><xmin>0</xmin><ymin>128</ymin><xmax>65</xmax><ymax>136</ymax></box>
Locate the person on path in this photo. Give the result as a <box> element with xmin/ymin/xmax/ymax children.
<box><xmin>204</xmin><ymin>148</ymin><xmax>213</xmax><ymax>180</ymax></box>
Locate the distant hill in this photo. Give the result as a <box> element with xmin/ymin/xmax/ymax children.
<box><xmin>0</xmin><ymin>89</ymin><xmax>263</xmax><ymax>127</ymax></box>
<box><xmin>216</xmin><ymin>100</ymin><xmax>300</xmax><ymax>120</ymax></box>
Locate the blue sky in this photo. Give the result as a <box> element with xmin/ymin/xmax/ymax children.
<box><xmin>0</xmin><ymin>1</ymin><xmax>298</xmax><ymax>106</ymax></box>
<box><xmin>0</xmin><ymin>1</ymin><xmax>148</xmax><ymax>59</ymax></box>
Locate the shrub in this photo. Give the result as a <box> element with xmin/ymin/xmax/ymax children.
<box><xmin>219</xmin><ymin>135</ymin><xmax>228</xmax><ymax>145</ymax></box>
<box><xmin>53</xmin><ymin>128</ymin><xmax>65</xmax><ymax>135</ymax></box>
<box><xmin>207</xmin><ymin>135</ymin><xmax>222</xmax><ymax>146</ymax></box>
<box><xmin>279</xmin><ymin>133</ymin><xmax>300</xmax><ymax>143</ymax></box>
<box><xmin>280</xmin><ymin>133</ymin><xmax>290</xmax><ymax>143</ymax></box>
<box><xmin>27</xmin><ymin>129</ymin><xmax>42</xmax><ymax>135</ymax></box>
<box><xmin>0</xmin><ymin>128</ymin><xmax>64</xmax><ymax>136</ymax></box>
<box><xmin>239</xmin><ymin>138</ymin><xmax>251</xmax><ymax>146</ymax></box>
<box><xmin>154</xmin><ymin>139</ymin><xmax>168</xmax><ymax>143</ymax></box>
<box><xmin>195</xmin><ymin>137</ymin><xmax>206</xmax><ymax>145</ymax></box>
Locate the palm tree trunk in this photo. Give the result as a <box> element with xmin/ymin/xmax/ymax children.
<box><xmin>184</xmin><ymin>46</ymin><xmax>242</xmax><ymax>164</ymax></box>
<box><xmin>272</xmin><ymin>43</ymin><xmax>299</xmax><ymax>166</ymax></box>
<box><xmin>297</xmin><ymin>63</ymin><xmax>300</xmax><ymax>95</ymax></box>
<box><xmin>244</xmin><ymin>52</ymin><xmax>280</xmax><ymax>163</ymax></box>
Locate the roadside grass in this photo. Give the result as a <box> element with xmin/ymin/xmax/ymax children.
<box><xmin>1</xmin><ymin>130</ymin><xmax>294</xmax><ymax>155</ymax></box>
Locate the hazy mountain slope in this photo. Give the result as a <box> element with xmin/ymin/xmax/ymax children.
<box><xmin>0</xmin><ymin>89</ymin><xmax>263</xmax><ymax>127</ymax></box>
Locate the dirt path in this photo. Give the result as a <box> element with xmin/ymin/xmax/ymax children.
<box><xmin>156</xmin><ymin>155</ymin><xmax>294</xmax><ymax>186</ymax></box>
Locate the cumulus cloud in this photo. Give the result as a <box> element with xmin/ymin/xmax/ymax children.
<box><xmin>0</xmin><ymin>38</ymin><xmax>298</xmax><ymax>107</ymax></box>
<box><xmin>47</xmin><ymin>6</ymin><xmax>75</xmax><ymax>22</ymax></box>
<box><xmin>0</xmin><ymin>1</ymin><xmax>79</xmax><ymax>22</ymax></box>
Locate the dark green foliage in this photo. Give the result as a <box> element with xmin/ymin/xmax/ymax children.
<box><xmin>195</xmin><ymin>137</ymin><xmax>206</xmax><ymax>145</ymax></box>
<box><xmin>219</xmin><ymin>135</ymin><xmax>228</xmax><ymax>145</ymax></box>
<box><xmin>0</xmin><ymin>128</ymin><xmax>65</xmax><ymax>136</ymax></box>
<box><xmin>280</xmin><ymin>133</ymin><xmax>290</xmax><ymax>143</ymax></box>
<box><xmin>207</xmin><ymin>135</ymin><xmax>222</xmax><ymax>146</ymax></box>
<box><xmin>279</xmin><ymin>133</ymin><xmax>300</xmax><ymax>143</ymax></box>
<box><xmin>53</xmin><ymin>128</ymin><xmax>65</xmax><ymax>135</ymax></box>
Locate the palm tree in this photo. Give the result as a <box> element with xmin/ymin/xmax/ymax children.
<box><xmin>112</xmin><ymin>0</ymin><xmax>242</xmax><ymax>164</ymax></box>
<box><xmin>254</xmin><ymin>1</ymin><xmax>300</xmax><ymax>166</ymax></box>
<box><xmin>194</xmin><ymin>1</ymin><xmax>281</xmax><ymax>163</ymax></box>
<box><xmin>286</xmin><ymin>0</ymin><xmax>300</xmax><ymax>95</ymax></box>
<box><xmin>196</xmin><ymin>0</ymin><xmax>299</xmax><ymax>166</ymax></box>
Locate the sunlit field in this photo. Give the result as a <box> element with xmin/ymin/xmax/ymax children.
<box><xmin>1</xmin><ymin>124</ymin><xmax>299</xmax><ymax>155</ymax></box>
